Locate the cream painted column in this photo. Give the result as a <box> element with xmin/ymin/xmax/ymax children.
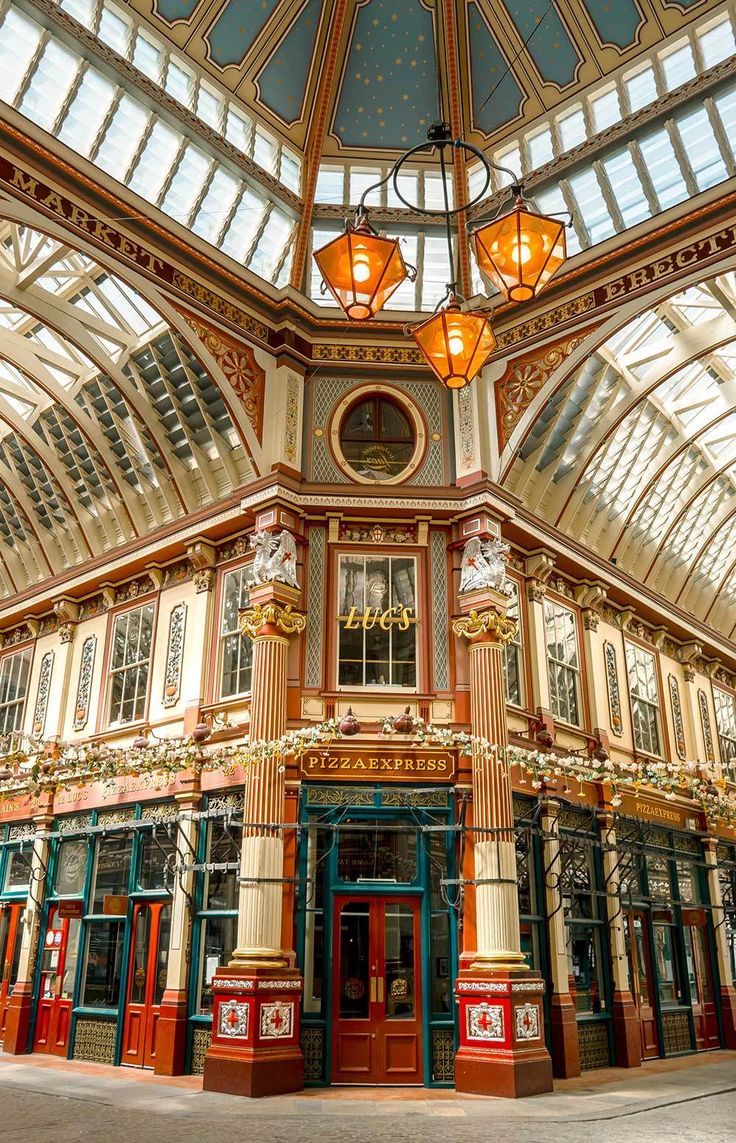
<box><xmin>703</xmin><ymin>837</ymin><xmax>736</xmax><ymax>1049</ymax></box>
<box><xmin>454</xmin><ymin>596</ymin><xmax>524</xmax><ymax>966</ymax></box>
<box><xmin>231</xmin><ymin>588</ymin><xmax>305</xmax><ymax>968</ymax></box>
<box><xmin>574</xmin><ymin>584</ymin><xmax>608</xmax><ymax>735</ymax></box>
<box><xmin>2</xmin><ymin>797</ymin><xmax>53</xmax><ymax>1054</ymax></box>
<box><xmin>597</xmin><ymin>809</ymin><xmax>641</xmax><ymax>1067</ymax></box>
<box><xmin>522</xmin><ymin>553</ymin><xmax>555</xmax><ymax>720</ymax></box>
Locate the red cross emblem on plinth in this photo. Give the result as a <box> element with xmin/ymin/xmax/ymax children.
<box><xmin>477</xmin><ymin>1009</ymin><xmax>494</xmax><ymax>1033</ymax></box>
<box><xmin>270</xmin><ymin>1007</ymin><xmax>284</xmax><ymax>1031</ymax></box>
<box><xmin>521</xmin><ymin>1009</ymin><xmax>533</xmax><ymax>1032</ymax></box>
<box><xmin>225</xmin><ymin>1007</ymin><xmax>241</xmax><ymax>1031</ymax></box>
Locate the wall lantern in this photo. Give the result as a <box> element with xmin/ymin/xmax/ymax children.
<box><xmin>471</xmin><ymin>189</ymin><xmax>567</xmax><ymax>302</ymax></box>
<box><xmin>313</xmin><ymin>121</ymin><xmax>572</xmax><ymax>389</ymax></box>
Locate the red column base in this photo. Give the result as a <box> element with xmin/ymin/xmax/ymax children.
<box><xmin>454</xmin><ymin>967</ymin><xmax>553</xmax><ymax>1097</ymax></box>
<box><xmin>2</xmin><ymin>984</ymin><xmax>33</xmax><ymax>1055</ymax></box>
<box><xmin>611</xmin><ymin>990</ymin><xmax>642</xmax><ymax>1068</ymax></box>
<box><xmin>154</xmin><ymin>989</ymin><xmax>189</xmax><ymax>1076</ymax></box>
<box><xmin>719</xmin><ymin>985</ymin><xmax>736</xmax><ymax>1049</ymax></box>
<box><xmin>549</xmin><ymin>993</ymin><xmax>580</xmax><ymax>1078</ymax></box>
<box><xmin>202</xmin><ymin>966</ymin><xmax>304</xmax><ymax>1098</ymax></box>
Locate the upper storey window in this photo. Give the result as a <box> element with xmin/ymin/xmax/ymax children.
<box><xmin>339</xmin><ymin>396</ymin><xmax>415</xmax><ymax>484</ymax></box>
<box><xmin>713</xmin><ymin>687</ymin><xmax>736</xmax><ymax>774</ymax></box>
<box><xmin>0</xmin><ymin>649</ymin><xmax>31</xmax><ymax>739</ymax></box>
<box><xmin>338</xmin><ymin>555</ymin><xmax>417</xmax><ymax>689</ymax></box>
<box><xmin>220</xmin><ymin>567</ymin><xmax>253</xmax><ymax>698</ymax></box>
<box><xmin>544</xmin><ymin>600</ymin><xmax>580</xmax><ymax>726</ymax></box>
<box><xmin>109</xmin><ymin>604</ymin><xmax>154</xmax><ymax>725</ymax></box>
<box><xmin>625</xmin><ymin>642</ymin><xmax>662</xmax><ymax>757</ymax></box>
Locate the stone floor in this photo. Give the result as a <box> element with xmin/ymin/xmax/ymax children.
<box><xmin>0</xmin><ymin>1050</ymin><xmax>735</xmax><ymax>1142</ymax></box>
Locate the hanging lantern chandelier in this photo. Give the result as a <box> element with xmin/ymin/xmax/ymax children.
<box><xmin>312</xmin><ymin>122</ymin><xmax>570</xmax><ymax>390</ymax></box>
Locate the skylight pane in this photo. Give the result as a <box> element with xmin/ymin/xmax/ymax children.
<box><xmin>714</xmin><ymin>87</ymin><xmax>736</xmax><ymax>158</ymax></box>
<box><xmin>19</xmin><ymin>40</ymin><xmax>80</xmax><ymax>130</ymax></box>
<box><xmin>315</xmin><ymin>167</ymin><xmax>344</xmax><ymax>203</ymax></box>
<box><xmin>676</xmin><ymin>107</ymin><xmax>727</xmax><ymax>190</ymax></box>
<box><xmin>0</xmin><ymin>9</ymin><xmax>44</xmax><ymax>107</ymax></box>
<box><xmin>220</xmin><ymin>190</ymin><xmax>268</xmax><ymax>262</ymax></box>
<box><xmin>225</xmin><ymin>106</ymin><xmax>254</xmax><ymax>153</ymax></box>
<box><xmin>385</xmin><ymin>234</ymin><xmax>418</xmax><ymax>310</ymax></box>
<box><xmin>254</xmin><ymin>127</ymin><xmax>278</xmax><ymax>174</ymax></box>
<box><xmin>60</xmin><ymin>0</ymin><xmax>98</xmax><ymax>24</ymax></box>
<box><xmin>526</xmin><ymin>128</ymin><xmax>554</xmax><ymax>169</ymax></box>
<box><xmin>601</xmin><ymin>150</ymin><xmax>651</xmax><ymax>228</ymax></box>
<box><xmin>623</xmin><ymin>65</ymin><xmax>657</xmax><ymax>112</ymax></box>
<box><xmin>637</xmin><ymin>129</ymin><xmax>689</xmax><ymax>210</ymax></box>
<box><xmin>58</xmin><ymin>67</ymin><xmax>116</xmax><ymax>156</ymax></box>
<box><xmin>698</xmin><ymin>18</ymin><xmax>736</xmax><ymax>68</ymax></box>
<box><xmin>94</xmin><ymin>95</ymin><xmax>150</xmax><ymax>179</ymax></box>
<box><xmin>132</xmin><ymin>33</ymin><xmax>165</xmax><ymax>81</ymax></box>
<box><xmin>165</xmin><ymin>58</ymin><xmax>196</xmax><ymax>110</ymax></box>
<box><xmin>590</xmin><ymin>89</ymin><xmax>621</xmax><ymax>134</ymax></box>
<box><xmin>557</xmin><ymin>108</ymin><xmax>586</xmax><ymax>152</ymax></box>
<box><xmin>128</xmin><ymin>120</ymin><xmax>183</xmax><ymax>201</ymax></box>
<box><xmin>661</xmin><ymin>42</ymin><xmax>696</xmax><ymax>92</ymax></box>
<box><xmin>280</xmin><ymin>150</ymin><xmax>301</xmax><ymax>193</ymax></box>
<box><xmin>97</xmin><ymin>5</ymin><xmax>131</xmax><ymax>57</ymax></box>
<box><xmin>160</xmin><ymin>145</ymin><xmax>212</xmax><ymax>224</ymax></box>
<box><xmin>248</xmin><ymin>209</ymin><xmax>294</xmax><ymax>281</ymax></box>
<box><xmin>534</xmin><ymin>187</ymin><xmax>581</xmax><ymax>254</ymax></box>
<box><xmin>191</xmin><ymin>167</ymin><xmax>241</xmax><ymax>243</ymax></box>
<box><xmin>420</xmin><ymin>234</ymin><xmax>452</xmax><ymax>310</ymax></box>
<box><xmin>311</xmin><ymin>228</ymin><xmax>340</xmax><ymax>306</ymax></box>
<box><xmin>197</xmin><ymin>84</ymin><xmax>224</xmax><ymax>131</ymax></box>
<box><xmin>567</xmin><ymin>169</ymin><xmax>616</xmax><ymax>245</ymax></box>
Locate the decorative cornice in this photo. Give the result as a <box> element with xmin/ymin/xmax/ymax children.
<box><xmin>452</xmin><ymin>609</ymin><xmax>517</xmax><ymax>645</ymax></box>
<box><xmin>239</xmin><ymin>602</ymin><xmax>306</xmax><ymax>639</ymax></box>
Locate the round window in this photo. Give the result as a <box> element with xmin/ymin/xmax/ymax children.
<box><xmin>339</xmin><ymin>395</ymin><xmax>416</xmax><ymax>483</ymax></box>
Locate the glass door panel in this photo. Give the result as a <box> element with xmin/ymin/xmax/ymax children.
<box><xmin>121</xmin><ymin>900</ymin><xmax>170</xmax><ymax>1068</ymax></box>
<box><xmin>625</xmin><ymin>911</ymin><xmax>659</xmax><ymax>1059</ymax></box>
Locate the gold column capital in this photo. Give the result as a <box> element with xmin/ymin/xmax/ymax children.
<box><xmin>239</xmin><ymin>601</ymin><xmax>306</xmax><ymax>640</ymax></box>
<box><xmin>452</xmin><ymin>608</ymin><xmax>516</xmax><ymax>645</ymax></box>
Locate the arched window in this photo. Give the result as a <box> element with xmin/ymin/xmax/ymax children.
<box><xmin>339</xmin><ymin>395</ymin><xmax>415</xmax><ymax>483</ymax></box>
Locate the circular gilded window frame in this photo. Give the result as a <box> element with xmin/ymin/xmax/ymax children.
<box><xmin>329</xmin><ymin>383</ymin><xmax>428</xmax><ymax>486</ymax></box>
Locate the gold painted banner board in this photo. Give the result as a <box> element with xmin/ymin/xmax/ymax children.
<box><xmin>301</xmin><ymin>747</ymin><xmax>457</xmax><ymax>782</ymax></box>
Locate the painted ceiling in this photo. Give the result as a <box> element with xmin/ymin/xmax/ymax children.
<box><xmin>127</xmin><ymin>0</ymin><xmax>719</xmax><ymax>157</ymax></box>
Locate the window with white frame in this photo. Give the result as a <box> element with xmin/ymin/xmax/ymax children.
<box><xmin>0</xmin><ymin>649</ymin><xmax>31</xmax><ymax>738</ymax></box>
<box><xmin>625</xmin><ymin>642</ymin><xmax>662</xmax><ymax>756</ymax></box>
<box><xmin>713</xmin><ymin>687</ymin><xmax>736</xmax><ymax>773</ymax></box>
<box><xmin>108</xmin><ymin>604</ymin><xmax>154</xmax><ymax>725</ymax></box>
<box><xmin>337</xmin><ymin>555</ymin><xmax>417</xmax><ymax>688</ymax></box>
<box><xmin>503</xmin><ymin>580</ymin><xmax>523</xmax><ymax>707</ymax></box>
<box><xmin>220</xmin><ymin>567</ymin><xmax>253</xmax><ymax>698</ymax></box>
<box><xmin>544</xmin><ymin>600</ymin><xmax>580</xmax><ymax>726</ymax></box>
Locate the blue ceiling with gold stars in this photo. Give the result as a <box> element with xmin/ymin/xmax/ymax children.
<box><xmin>129</xmin><ymin>0</ymin><xmax>725</xmax><ymax>158</ymax></box>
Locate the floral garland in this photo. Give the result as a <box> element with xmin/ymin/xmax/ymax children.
<box><xmin>0</xmin><ymin>718</ymin><xmax>735</xmax><ymax>828</ymax></box>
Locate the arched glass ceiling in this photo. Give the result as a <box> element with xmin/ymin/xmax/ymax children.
<box><xmin>0</xmin><ymin>220</ymin><xmax>254</xmax><ymax>598</ymax></box>
<box><xmin>505</xmin><ymin>271</ymin><xmax>736</xmax><ymax>638</ymax></box>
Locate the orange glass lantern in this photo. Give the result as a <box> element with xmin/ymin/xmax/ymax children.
<box><xmin>472</xmin><ymin>198</ymin><xmax>566</xmax><ymax>302</ymax></box>
<box><xmin>411</xmin><ymin>301</ymin><xmax>496</xmax><ymax>390</ymax></box>
<box><xmin>313</xmin><ymin>219</ymin><xmax>411</xmax><ymax>320</ymax></box>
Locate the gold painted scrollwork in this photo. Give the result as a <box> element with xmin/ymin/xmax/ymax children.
<box><xmin>452</xmin><ymin>609</ymin><xmax>517</xmax><ymax>645</ymax></box>
<box><xmin>239</xmin><ymin>602</ymin><xmax>307</xmax><ymax>639</ymax></box>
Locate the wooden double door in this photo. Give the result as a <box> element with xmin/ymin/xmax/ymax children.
<box><xmin>0</xmin><ymin>902</ymin><xmax>24</xmax><ymax>1042</ymax></box>
<box><xmin>625</xmin><ymin>911</ymin><xmax>660</xmax><ymax>1059</ymax></box>
<box><xmin>120</xmin><ymin>900</ymin><xmax>171</xmax><ymax>1068</ymax></box>
<box><xmin>332</xmin><ymin>895</ymin><xmax>423</xmax><ymax>1085</ymax></box>
<box><xmin>33</xmin><ymin>905</ymin><xmax>81</xmax><ymax>1056</ymax></box>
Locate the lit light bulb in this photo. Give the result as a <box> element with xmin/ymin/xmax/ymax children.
<box><xmin>447</xmin><ymin>327</ymin><xmax>465</xmax><ymax>357</ymax></box>
<box><xmin>352</xmin><ymin>251</ymin><xmax>371</xmax><ymax>283</ymax></box>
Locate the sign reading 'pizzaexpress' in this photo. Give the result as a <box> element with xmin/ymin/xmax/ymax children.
<box><xmin>301</xmin><ymin>747</ymin><xmax>457</xmax><ymax>782</ymax></box>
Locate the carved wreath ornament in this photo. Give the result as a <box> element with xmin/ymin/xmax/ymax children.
<box><xmin>452</xmin><ymin>609</ymin><xmax>517</xmax><ymax>644</ymax></box>
<box><xmin>238</xmin><ymin>602</ymin><xmax>307</xmax><ymax>639</ymax></box>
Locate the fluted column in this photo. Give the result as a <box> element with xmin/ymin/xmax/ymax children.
<box><xmin>454</xmin><ymin>602</ymin><xmax>524</xmax><ymax>966</ymax></box>
<box><xmin>703</xmin><ymin>837</ymin><xmax>736</xmax><ymax>1047</ymax></box>
<box><xmin>232</xmin><ymin>593</ymin><xmax>305</xmax><ymax>968</ymax></box>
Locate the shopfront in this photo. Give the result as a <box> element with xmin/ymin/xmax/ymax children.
<box><xmin>0</xmin><ymin>825</ymin><xmax>32</xmax><ymax>1043</ymax></box>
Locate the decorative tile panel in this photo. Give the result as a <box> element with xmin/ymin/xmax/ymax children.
<box><xmin>283</xmin><ymin>371</ymin><xmax>300</xmax><ymax>464</ymax></box>
<box><xmin>662</xmin><ymin>1009</ymin><xmax>693</xmax><ymax>1055</ymax></box>
<box><xmin>304</xmin><ymin>527</ymin><xmax>325</xmax><ymax>689</ymax></box>
<box><xmin>431</xmin><ymin>1028</ymin><xmax>455</xmax><ymax>1082</ymax></box>
<box><xmin>699</xmin><ymin>689</ymin><xmax>715</xmax><ymax>763</ymax></box>
<box><xmin>301</xmin><ymin>1025</ymin><xmax>324</xmax><ymax>1082</ymax></box>
<box><xmin>219</xmin><ymin>999</ymin><xmax>249</xmax><ymax>1038</ymax></box>
<box><xmin>32</xmin><ymin>651</ymin><xmax>53</xmax><ymax>736</ymax></box>
<box><xmin>306</xmin><ymin>786</ymin><xmax>375</xmax><ymax>806</ymax></box>
<box><xmin>466</xmin><ymin>1003</ymin><xmax>504</xmax><ymax>1041</ymax></box>
<box><xmin>72</xmin><ymin>1018</ymin><xmax>116</xmax><ymax>1064</ymax></box>
<box><xmin>260</xmin><ymin>1001</ymin><xmax>293</xmax><ymax>1038</ymax></box>
<box><xmin>604</xmin><ymin>641</ymin><xmax>623</xmax><ymax>736</ymax></box>
<box><xmin>430</xmin><ymin>530</ymin><xmax>450</xmax><ymax>691</ymax></box>
<box><xmin>163</xmin><ymin>603</ymin><xmax>187</xmax><ymax>708</ymax></box>
<box><xmin>669</xmin><ymin>675</ymin><xmax>687</xmax><ymax>760</ymax></box>
<box><xmin>578</xmin><ymin>1021</ymin><xmax>611</xmax><ymax>1070</ymax></box>
<box><xmin>190</xmin><ymin>1027</ymin><xmax>212</xmax><ymax>1075</ymax></box>
<box><xmin>515</xmin><ymin>1003</ymin><xmax>540</xmax><ymax>1041</ymax></box>
<box><xmin>73</xmin><ymin>636</ymin><xmax>96</xmax><ymax>731</ymax></box>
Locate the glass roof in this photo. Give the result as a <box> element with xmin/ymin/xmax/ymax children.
<box><xmin>505</xmin><ymin>271</ymin><xmax>736</xmax><ymax>638</ymax></box>
<box><xmin>0</xmin><ymin>220</ymin><xmax>255</xmax><ymax>599</ymax></box>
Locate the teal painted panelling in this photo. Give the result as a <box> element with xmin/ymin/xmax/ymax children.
<box><xmin>332</xmin><ymin>0</ymin><xmax>439</xmax><ymax>149</ymax></box>
<box><xmin>258</xmin><ymin>0</ymin><xmax>321</xmax><ymax>124</ymax></box>
<box><xmin>206</xmin><ymin>0</ymin><xmax>280</xmax><ymax>69</ymax></box>
<box><xmin>154</xmin><ymin>0</ymin><xmax>202</xmax><ymax>22</ymax></box>
<box><xmin>582</xmin><ymin>0</ymin><xmax>644</xmax><ymax>49</ymax></box>
<box><xmin>468</xmin><ymin>2</ymin><xmax>524</xmax><ymax>135</ymax></box>
<box><xmin>499</xmin><ymin>0</ymin><xmax>580</xmax><ymax>88</ymax></box>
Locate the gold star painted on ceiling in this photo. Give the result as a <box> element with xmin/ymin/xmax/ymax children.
<box><xmin>418</xmin><ymin>33</ymin><xmax>425</xmax><ymax>42</ymax></box>
<box><xmin>372</xmin><ymin>17</ymin><xmax>379</xmax><ymax>25</ymax></box>
<box><xmin>395</xmin><ymin>57</ymin><xmax>402</xmax><ymax>64</ymax></box>
<box><xmin>390</xmin><ymin>12</ymin><xmax>398</xmax><ymax>20</ymax></box>
<box><xmin>402</xmin><ymin>93</ymin><xmax>409</xmax><ymax>100</ymax></box>
<box><xmin>376</xmin><ymin>107</ymin><xmax>383</xmax><ymax>114</ymax></box>
<box><xmin>410</xmin><ymin>59</ymin><xmax>417</xmax><ymax>67</ymax></box>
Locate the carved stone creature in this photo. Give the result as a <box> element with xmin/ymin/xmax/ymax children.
<box><xmin>249</xmin><ymin>529</ymin><xmax>300</xmax><ymax>589</ymax></box>
<box><xmin>459</xmin><ymin>536</ymin><xmax>513</xmax><ymax>596</ymax></box>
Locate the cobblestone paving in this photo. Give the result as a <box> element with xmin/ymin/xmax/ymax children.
<box><xmin>0</xmin><ymin>1055</ymin><xmax>734</xmax><ymax>1143</ymax></box>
